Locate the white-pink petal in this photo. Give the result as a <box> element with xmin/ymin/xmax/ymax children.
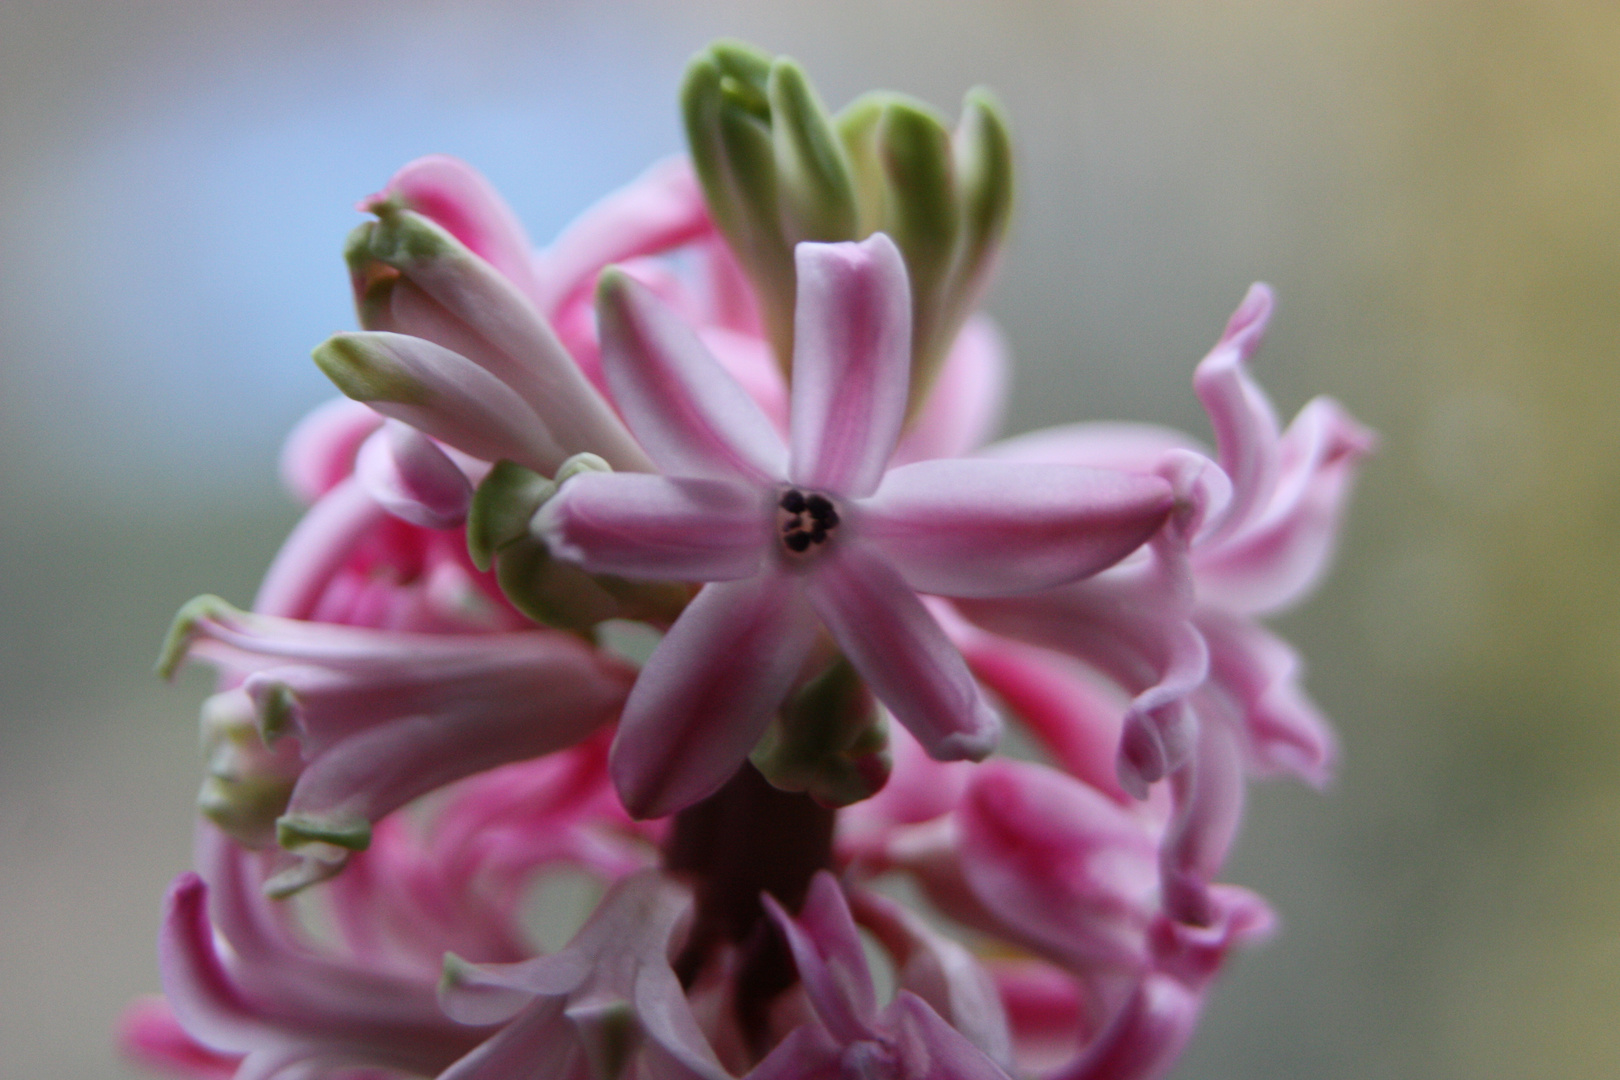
<box><xmin>597</xmin><ymin>269</ymin><xmax>788</xmax><ymax>483</ymax></box>
<box><xmin>892</xmin><ymin>314</ymin><xmax>1010</xmax><ymax>466</ymax></box>
<box><xmin>537</xmin><ymin>472</ymin><xmax>769</xmax><ymax>582</ymax></box>
<box><xmin>861</xmin><ymin>459</ymin><xmax>1173</xmax><ymax>597</ymax></box>
<box><xmin>788</xmin><ymin>234</ymin><xmax>913</xmax><ymax>498</ymax></box>
<box><xmin>355</xmin><ymin>421</ymin><xmax>473</xmax><ymax>529</ymax></box>
<box><xmin>610</xmin><ymin>574</ymin><xmax>819</xmax><ymax>818</ymax></box>
<box><xmin>808</xmin><ymin>545</ymin><xmax>999</xmax><ymax>762</ymax></box>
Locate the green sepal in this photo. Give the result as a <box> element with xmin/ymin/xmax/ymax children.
<box><xmin>467</xmin><ymin>460</ymin><xmax>556</xmax><ymax>572</ymax></box>
<box><xmin>751</xmin><ymin>657</ymin><xmax>892</xmax><ymax>808</ymax></box>
<box><xmin>253</xmin><ymin>680</ymin><xmax>300</xmax><ymax>745</ymax></box>
<box><xmin>156</xmin><ymin>594</ymin><xmax>236</xmax><ymax>680</ymax></box>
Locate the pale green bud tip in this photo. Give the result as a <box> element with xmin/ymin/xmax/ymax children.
<box><xmin>553</xmin><ymin>452</ymin><xmax>614</xmax><ymax>486</ymax></box>
<box><xmin>312</xmin><ymin>334</ymin><xmax>431</xmax><ymax>406</ymax></box>
<box><xmin>254</xmin><ymin>681</ymin><xmax>299</xmax><ymax>744</ymax></box>
<box><xmin>467</xmin><ymin>460</ymin><xmax>555</xmax><ymax>572</ymax></box>
<box><xmin>276</xmin><ymin>813</ymin><xmax>372</xmax><ymax>853</ymax></box>
<box><xmin>156</xmin><ymin>594</ymin><xmax>238</xmax><ymax>680</ymax></box>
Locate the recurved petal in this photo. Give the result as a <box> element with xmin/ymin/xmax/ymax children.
<box><xmin>597</xmin><ymin>269</ymin><xmax>788</xmax><ymax>482</ymax></box>
<box><xmin>886</xmin><ymin>992</ymin><xmax>1019</xmax><ymax>1080</ymax></box>
<box><xmin>762</xmin><ymin>873</ymin><xmax>877</xmax><ymax>1042</ymax></box>
<box><xmin>1193</xmin><ymin>396</ymin><xmax>1374</xmax><ymax>614</ymax></box>
<box><xmin>371</xmin><ymin>155</ymin><xmax>542</xmax><ymax>300</ymax></box>
<box><xmin>354</xmin><ymin>421</ymin><xmax>474</xmax><ymax>529</ymax></box>
<box><xmin>1191</xmin><ymin>283</ymin><xmax>1283</xmax><ymax>541</ymax></box>
<box><xmin>158</xmin><ymin>875</ymin><xmax>274</xmax><ymax>1054</ymax></box>
<box><xmin>1047</xmin><ymin>975</ymin><xmax>1200</xmax><ymax>1080</ymax></box>
<box><xmin>861</xmin><ymin>459</ymin><xmax>1173</xmax><ymax>598</ymax></box>
<box><xmin>610</xmin><ymin>574</ymin><xmax>820</xmax><ymax>818</ymax></box>
<box><xmin>278</xmin><ymin>397</ymin><xmax>383</xmax><ymax>505</ymax></box>
<box><xmin>314</xmin><ymin>331</ymin><xmax>567</xmax><ymax>474</ymax></box>
<box><xmin>537</xmin><ymin>472</ymin><xmax>770</xmax><ymax>582</ymax></box>
<box><xmin>788</xmin><ymin>235</ymin><xmax>912</xmax><ymax>498</ymax></box>
<box><xmin>808</xmin><ymin>545</ymin><xmax>998</xmax><ymax>762</ymax></box>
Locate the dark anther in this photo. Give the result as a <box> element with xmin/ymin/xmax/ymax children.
<box><xmin>779</xmin><ymin>487</ymin><xmax>840</xmax><ymax>555</ymax></box>
<box><xmin>804</xmin><ymin>493</ymin><xmax>833</xmax><ymax>519</ymax></box>
<box><xmin>784</xmin><ymin>532</ymin><xmax>813</xmax><ymax>553</ymax></box>
<box><xmin>779</xmin><ymin>490</ymin><xmax>807</xmax><ymax>514</ymax></box>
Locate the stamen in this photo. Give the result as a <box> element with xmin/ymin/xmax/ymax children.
<box><xmin>777</xmin><ymin>487</ymin><xmax>840</xmax><ymax>556</ymax></box>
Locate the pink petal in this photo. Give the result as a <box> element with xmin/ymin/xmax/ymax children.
<box><xmin>158</xmin><ymin>875</ymin><xmax>270</xmax><ymax>1052</ymax></box>
<box><xmin>957</xmin><ymin>762</ymin><xmax>1157</xmax><ymax>972</ymax></box>
<box><xmin>1048</xmin><ymin>975</ymin><xmax>1200</xmax><ymax>1080</ymax></box>
<box><xmin>437</xmin><ymin>999</ymin><xmax>579</xmax><ymax>1080</ymax></box>
<box><xmin>533</xmin><ymin>156</ymin><xmax>711</xmax><ymax>315</ymax></box>
<box><xmin>253</xmin><ymin>479</ymin><xmax>387</xmax><ymax>619</ymax></box>
<box><xmin>537</xmin><ymin>472</ymin><xmax>770</xmax><ymax>581</ymax></box>
<box><xmin>370</xmin><ymin>217</ymin><xmax>653</xmax><ymax>473</ymax></box>
<box><xmin>371</xmin><ymin>155</ymin><xmax>542</xmax><ymax>300</ymax></box>
<box><xmin>884</xmin><ymin>992</ymin><xmax>1018</xmax><ymax>1080</ymax></box>
<box><xmin>1197</xmin><ymin>610</ymin><xmax>1337</xmax><ymax>786</ymax></box>
<box><xmin>278</xmin><ymin>397</ymin><xmax>383</xmax><ymax>504</ymax></box>
<box><xmin>1191</xmin><ymin>283</ymin><xmax>1282</xmax><ymax>543</ymax></box>
<box><xmin>893</xmin><ymin>315</ymin><xmax>1010</xmax><ymax>465</ymax></box>
<box><xmin>788</xmin><ymin>235</ymin><xmax>912</xmax><ymax>498</ymax></box>
<box><xmin>355</xmin><ymin>421</ymin><xmax>474</xmax><ymax>529</ymax></box>
<box><xmin>610</xmin><ymin>574</ymin><xmax>818</xmax><ymax>818</ymax></box>
<box><xmin>979</xmin><ymin>421</ymin><xmax>1200</xmax><ymax>474</ymax></box>
<box><xmin>1158</xmin><ymin>722</ymin><xmax>1246</xmax><ymax>927</ymax></box>
<box><xmin>597</xmin><ymin>269</ymin><xmax>788</xmax><ymax>482</ymax></box>
<box><xmin>861</xmin><ymin>459</ymin><xmax>1172</xmax><ymax>597</ymax></box>
<box><xmin>809</xmin><ymin>544</ymin><xmax>999</xmax><ymax>762</ymax></box>
<box><xmin>762</xmin><ymin>880</ymin><xmax>874</xmax><ymax>1045</ymax></box>
<box><xmin>319</xmin><ymin>331</ymin><xmax>580</xmax><ymax>474</ymax></box>
<box><xmin>117</xmin><ymin>996</ymin><xmax>241</xmax><ymax>1078</ymax></box>
<box><xmin>279</xmin><ymin>664</ymin><xmax>626</xmax><ymax>848</ymax></box>
<box><xmin>1194</xmin><ymin>396</ymin><xmax>1374</xmax><ymax>614</ymax></box>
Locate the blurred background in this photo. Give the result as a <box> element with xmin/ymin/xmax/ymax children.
<box><xmin>2</xmin><ymin>2</ymin><xmax>1617</xmax><ymax>1076</ymax></box>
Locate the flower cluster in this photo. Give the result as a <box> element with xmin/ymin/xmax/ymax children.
<box><xmin>124</xmin><ymin>41</ymin><xmax>1370</xmax><ymax>1080</ymax></box>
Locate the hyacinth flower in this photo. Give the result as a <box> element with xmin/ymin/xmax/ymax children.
<box><xmin>128</xmin><ymin>39</ymin><xmax>1371</xmax><ymax>1080</ymax></box>
<box><xmin>536</xmin><ymin>232</ymin><xmax>1176</xmax><ymax>818</ymax></box>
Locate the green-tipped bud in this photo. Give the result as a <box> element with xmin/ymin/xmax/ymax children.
<box><xmin>682</xmin><ymin>41</ymin><xmax>1015</xmax><ymax>414</ymax></box>
<box><xmin>554</xmin><ymin>452</ymin><xmax>614</xmax><ymax>485</ymax></box>
<box><xmin>156</xmin><ymin>594</ymin><xmax>237</xmax><ymax>680</ymax></box>
<box><xmin>683</xmin><ymin>42</ymin><xmax>866</xmax><ymax>371</ymax></box>
<box><xmin>751</xmin><ymin>658</ymin><xmax>892</xmax><ymax>808</ymax></box>
<box><xmin>196</xmin><ymin>689</ymin><xmax>299</xmax><ymax>849</ymax></box>
<box><xmin>312</xmin><ymin>334</ymin><xmax>431</xmax><ymax>407</ymax></box>
<box><xmin>493</xmin><ymin>537</ymin><xmax>622</xmax><ymax>633</ymax></box>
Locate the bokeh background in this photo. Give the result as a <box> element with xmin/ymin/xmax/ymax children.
<box><xmin>3</xmin><ymin>2</ymin><xmax>1618</xmax><ymax>1077</ymax></box>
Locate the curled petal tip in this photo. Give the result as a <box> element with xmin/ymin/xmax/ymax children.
<box><xmin>1219</xmin><ymin>283</ymin><xmax>1275</xmax><ymax>359</ymax></box>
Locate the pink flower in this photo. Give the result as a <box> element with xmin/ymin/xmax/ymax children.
<box><xmin>538</xmin><ymin>233</ymin><xmax>1176</xmax><ymax>818</ymax></box>
<box><xmin>752</xmin><ymin>872</ymin><xmax>1014</xmax><ymax>1080</ymax></box>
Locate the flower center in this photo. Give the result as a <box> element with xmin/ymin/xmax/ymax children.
<box><xmin>778</xmin><ymin>488</ymin><xmax>840</xmax><ymax>554</ymax></box>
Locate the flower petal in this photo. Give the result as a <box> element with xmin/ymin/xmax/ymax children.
<box><xmin>761</xmin><ymin>872</ymin><xmax>877</xmax><ymax>1041</ymax></box>
<box><xmin>597</xmin><ymin>269</ymin><xmax>788</xmax><ymax>482</ymax></box>
<box><xmin>611</xmin><ymin>574</ymin><xmax>819</xmax><ymax>818</ymax></box>
<box><xmin>252</xmin><ymin>479</ymin><xmax>388</xmax><ymax>619</ymax></box>
<box><xmin>314</xmin><ymin>331</ymin><xmax>571</xmax><ymax>475</ymax></box>
<box><xmin>1194</xmin><ymin>396</ymin><xmax>1374</xmax><ymax>614</ymax></box>
<box><xmin>892</xmin><ymin>314</ymin><xmax>1010</xmax><ymax>466</ymax></box>
<box><xmin>788</xmin><ymin>234</ymin><xmax>912</xmax><ymax>498</ymax></box>
<box><xmin>355</xmin><ymin>421</ymin><xmax>474</xmax><ymax>529</ymax></box>
<box><xmin>808</xmin><ymin>545</ymin><xmax>998</xmax><ymax>762</ymax></box>
<box><xmin>861</xmin><ymin>459</ymin><xmax>1172</xmax><ymax>597</ymax></box>
<box><xmin>1191</xmin><ymin>283</ymin><xmax>1282</xmax><ymax>542</ymax></box>
<box><xmin>372</xmin><ymin>155</ymin><xmax>542</xmax><ymax>301</ymax></box>
<box><xmin>538</xmin><ymin>472</ymin><xmax>770</xmax><ymax>582</ymax></box>
<box><xmin>278</xmin><ymin>397</ymin><xmax>383</xmax><ymax>505</ymax></box>
<box><xmin>1047</xmin><ymin>975</ymin><xmax>1199</xmax><ymax>1080</ymax></box>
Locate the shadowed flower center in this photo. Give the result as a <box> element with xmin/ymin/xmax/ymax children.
<box><xmin>778</xmin><ymin>488</ymin><xmax>841</xmax><ymax>554</ymax></box>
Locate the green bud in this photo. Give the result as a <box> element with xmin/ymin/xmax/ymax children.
<box><xmin>751</xmin><ymin>658</ymin><xmax>892</xmax><ymax>808</ymax></box>
<box><xmin>467</xmin><ymin>460</ymin><xmax>556</xmax><ymax>572</ymax></box>
<box><xmin>682</xmin><ymin>41</ymin><xmax>1015</xmax><ymax>416</ymax></box>
<box><xmin>276</xmin><ymin>812</ymin><xmax>372</xmax><ymax>853</ymax></box>
<box><xmin>196</xmin><ymin>689</ymin><xmax>299</xmax><ymax>849</ymax></box>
